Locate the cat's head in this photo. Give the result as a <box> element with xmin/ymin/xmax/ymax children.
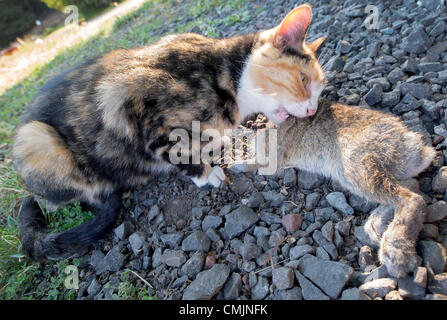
<box><xmin>240</xmin><ymin>4</ymin><xmax>326</xmax><ymax>125</ymax></box>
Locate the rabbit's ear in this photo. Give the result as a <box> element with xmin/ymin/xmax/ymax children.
<box><xmin>274</xmin><ymin>4</ymin><xmax>312</xmax><ymax>52</ymax></box>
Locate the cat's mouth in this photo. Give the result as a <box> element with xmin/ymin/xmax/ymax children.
<box><xmin>275</xmin><ymin>105</ymin><xmax>290</xmax><ymax>123</ymax></box>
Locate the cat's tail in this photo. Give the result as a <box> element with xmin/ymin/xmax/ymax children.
<box><xmin>19</xmin><ymin>192</ymin><xmax>122</xmax><ymax>261</ymax></box>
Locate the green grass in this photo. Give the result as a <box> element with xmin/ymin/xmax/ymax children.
<box><xmin>0</xmin><ymin>0</ymin><xmax>258</xmax><ymax>299</ymax></box>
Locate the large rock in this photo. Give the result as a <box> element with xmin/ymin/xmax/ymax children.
<box><xmin>426</xmin><ymin>201</ymin><xmax>447</xmax><ymax>222</ymax></box>
<box><xmin>402</xmin><ymin>27</ymin><xmax>432</xmax><ymax>54</ymax></box>
<box><xmin>182</xmin><ymin>231</ymin><xmax>211</xmax><ymax>252</ymax></box>
<box><xmin>429</xmin><ymin>273</ymin><xmax>447</xmax><ymax>295</ymax></box>
<box><xmin>161</xmin><ymin>249</ymin><xmax>187</xmax><ymax>267</ymax></box>
<box><xmin>326</xmin><ymin>192</ymin><xmax>354</xmax><ymax>215</ymax></box>
<box><xmin>298</xmin><ymin>254</ymin><xmax>354</xmax><ymax>299</ymax></box>
<box><xmin>418</xmin><ymin>241</ymin><xmax>447</xmax><ymax>274</ymax></box>
<box><xmin>181</xmin><ymin>251</ymin><xmax>206</xmax><ymax>277</ymax></box>
<box><xmin>182</xmin><ymin>264</ymin><xmax>230</xmax><ymax>300</ymax></box>
<box><xmin>272</xmin><ymin>267</ymin><xmax>295</xmax><ymax>290</ymax></box>
<box><xmin>224</xmin><ymin>206</ymin><xmax>259</xmax><ymax>239</ymax></box>
<box><xmin>432</xmin><ymin>167</ymin><xmax>447</xmax><ymax>194</ymax></box>
<box><xmin>289</xmin><ymin>245</ymin><xmax>314</xmax><ymax>260</ymax></box>
<box><xmin>401</xmin><ymin>83</ymin><xmax>432</xmax><ymax>100</ymax></box>
<box><xmin>251</xmin><ymin>276</ymin><xmax>270</xmax><ymax>300</ymax></box>
<box><xmin>223</xmin><ymin>273</ymin><xmax>242</xmax><ymax>300</ymax></box>
<box><xmin>295</xmin><ymin>270</ymin><xmax>329</xmax><ymax>300</ymax></box>
<box><xmin>104</xmin><ymin>246</ymin><xmax>126</xmax><ymax>272</ymax></box>
<box><xmin>359</xmin><ymin>278</ymin><xmax>397</xmax><ymax>298</ymax></box>
<box><xmin>341</xmin><ymin>288</ymin><xmax>371</xmax><ymax>300</ymax></box>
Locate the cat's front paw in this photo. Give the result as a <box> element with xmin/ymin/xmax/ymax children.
<box><xmin>207</xmin><ymin>166</ymin><xmax>225</xmax><ymax>188</ymax></box>
<box><xmin>379</xmin><ymin>231</ymin><xmax>418</xmax><ymax>278</ymax></box>
<box><xmin>191</xmin><ymin>166</ymin><xmax>225</xmax><ymax>188</ymax></box>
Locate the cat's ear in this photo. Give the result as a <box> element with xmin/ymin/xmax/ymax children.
<box><xmin>307</xmin><ymin>36</ymin><xmax>327</xmax><ymax>53</ymax></box>
<box><xmin>274</xmin><ymin>4</ymin><xmax>312</xmax><ymax>52</ymax></box>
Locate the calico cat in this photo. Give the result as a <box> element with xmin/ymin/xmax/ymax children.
<box><xmin>247</xmin><ymin>99</ymin><xmax>435</xmax><ymax>278</ymax></box>
<box><xmin>13</xmin><ymin>4</ymin><xmax>326</xmax><ymax>261</ymax></box>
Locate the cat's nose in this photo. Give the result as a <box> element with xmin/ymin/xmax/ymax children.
<box><xmin>306</xmin><ymin>108</ymin><xmax>316</xmax><ymax>116</ymax></box>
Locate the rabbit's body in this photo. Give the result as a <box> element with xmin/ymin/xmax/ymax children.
<box><xmin>261</xmin><ymin>99</ymin><xmax>435</xmax><ymax>277</ymax></box>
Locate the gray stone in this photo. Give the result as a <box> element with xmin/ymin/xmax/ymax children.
<box><xmin>104</xmin><ymin>246</ymin><xmax>126</xmax><ymax>272</ymax></box>
<box><xmin>172</xmin><ymin>275</ymin><xmax>188</xmax><ymax>288</ymax></box>
<box><xmin>295</xmin><ymin>270</ymin><xmax>329</xmax><ymax>300</ymax></box>
<box><xmin>247</xmin><ymin>192</ymin><xmax>264</xmax><ymax>208</ymax></box>
<box><xmin>398</xmin><ymin>276</ymin><xmax>426</xmax><ymax>300</ymax></box>
<box><xmin>283</xmin><ymin>168</ymin><xmax>297</xmax><ymax>187</ymax></box>
<box><xmin>387</xmin><ymin>68</ymin><xmax>405</xmax><ymax>85</ymax></box>
<box><xmin>160</xmin><ymin>232</ymin><xmax>184</xmax><ymax>248</ymax></box>
<box><xmin>298</xmin><ymin>254</ymin><xmax>354</xmax><ymax>299</ymax></box>
<box><xmin>272</xmin><ymin>267</ymin><xmax>294</xmax><ymax>290</ymax></box>
<box><xmin>421</xmin><ymin>0</ymin><xmax>443</xmax><ymax>10</ymax></box>
<box><xmin>401</xmin><ymin>83</ymin><xmax>432</xmax><ymax>100</ymax></box>
<box><xmin>161</xmin><ymin>249</ymin><xmax>187</xmax><ymax>267</ymax></box>
<box><xmin>261</xmin><ymin>190</ymin><xmax>285</xmax><ymax>206</ymax></box>
<box><xmin>223</xmin><ymin>273</ymin><xmax>242</xmax><ymax>300</ymax></box>
<box><xmin>313</xmin><ymin>230</ymin><xmax>338</xmax><ymax>260</ymax></box>
<box><xmin>202</xmin><ymin>215</ymin><xmax>223</xmax><ymax>231</ymax></box>
<box><xmin>289</xmin><ymin>244</ymin><xmax>314</xmax><ymax>260</ymax></box>
<box><xmin>359</xmin><ymin>278</ymin><xmax>397</xmax><ymax>298</ymax></box>
<box><xmin>430</xmin><ymin>21</ymin><xmax>446</xmax><ymax>37</ymax></box>
<box><xmin>428</xmin><ymin>273</ymin><xmax>447</xmax><ymax>295</ymax></box>
<box><xmin>251</xmin><ymin>276</ymin><xmax>269</xmax><ymax>300</ymax></box>
<box><xmin>182</xmin><ymin>231</ymin><xmax>211</xmax><ymax>252</ymax></box>
<box><xmin>148</xmin><ymin>205</ymin><xmax>160</xmax><ymax>222</ymax></box>
<box><xmin>182</xmin><ymin>264</ymin><xmax>230</xmax><ymax>300</ymax></box>
<box><xmin>432</xmin><ymin>167</ymin><xmax>447</xmax><ymax>193</ymax></box>
<box><xmin>181</xmin><ymin>251</ymin><xmax>205</xmax><ymax>277</ymax></box>
<box><xmin>418</xmin><ymin>62</ymin><xmax>443</xmax><ymax>73</ymax></box>
<box><xmin>364</xmin><ymin>84</ymin><xmax>382</xmax><ymax>106</ymax></box>
<box><xmin>274</xmin><ymin>287</ymin><xmax>302</xmax><ymax>300</ymax></box>
<box><xmin>90</xmin><ymin>250</ymin><xmax>107</xmax><ymax>275</ymax></box>
<box><xmin>382</xmin><ymin>90</ymin><xmax>401</xmax><ymax>108</ymax></box>
<box><xmin>260</xmin><ymin>211</ymin><xmax>282</xmax><ymax>225</ymax></box>
<box><xmin>367</xmin><ymin>78</ymin><xmax>391</xmax><ymax>91</ymax></box>
<box><xmin>305</xmin><ymin>192</ymin><xmax>321</xmax><ymax>211</ymax></box>
<box><xmin>239</xmin><ymin>242</ymin><xmax>262</xmax><ymax>261</ymax></box>
<box><xmin>326</xmin><ymin>192</ymin><xmax>354</xmax><ymax>215</ymax></box>
<box><xmin>402</xmin><ymin>57</ymin><xmax>419</xmax><ymax>74</ymax></box>
<box><xmin>224</xmin><ymin>206</ymin><xmax>259</xmax><ymax>239</ymax></box>
<box><xmin>114</xmin><ymin>222</ymin><xmax>133</xmax><ymax>240</ymax></box>
<box><xmin>87</xmin><ymin>279</ymin><xmax>101</xmax><ymax>297</ymax></box>
<box><xmin>316</xmin><ymin>247</ymin><xmax>330</xmax><ymax>260</ymax></box>
<box><xmin>336</xmin><ymin>40</ymin><xmax>352</xmax><ymax>54</ymax></box>
<box><xmin>129</xmin><ymin>232</ymin><xmax>145</xmax><ymax>253</ymax></box>
<box><xmin>335</xmin><ymin>221</ymin><xmax>351</xmax><ymax>237</ymax></box>
<box><xmin>341</xmin><ymin>288</ymin><xmax>371</xmax><ymax>300</ymax></box>
<box><xmin>326</xmin><ymin>56</ymin><xmax>345</xmax><ymax>72</ymax></box>
<box><xmin>402</xmin><ymin>27</ymin><xmax>432</xmax><ymax>54</ymax></box>
<box><xmin>321</xmin><ymin>221</ymin><xmax>334</xmax><ymax>242</ymax></box>
<box><xmin>364</xmin><ymin>265</ymin><xmax>389</xmax><ymax>283</ymax></box>
<box><xmin>314</xmin><ymin>207</ymin><xmax>334</xmax><ymax>223</ymax></box>
<box><xmin>152</xmin><ymin>247</ymin><xmax>163</xmax><ymax>268</ymax></box>
<box><xmin>359</xmin><ymin>246</ymin><xmax>375</xmax><ymax>270</ymax></box>
<box><xmin>418</xmin><ymin>241</ymin><xmax>447</xmax><ymax>274</ymax></box>
<box><xmin>230</xmin><ymin>173</ymin><xmax>255</xmax><ymax>193</ymax></box>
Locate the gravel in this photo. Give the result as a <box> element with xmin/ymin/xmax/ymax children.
<box><xmin>58</xmin><ymin>0</ymin><xmax>447</xmax><ymax>301</ymax></box>
<box><xmin>359</xmin><ymin>278</ymin><xmax>398</xmax><ymax>298</ymax></box>
<box><xmin>182</xmin><ymin>264</ymin><xmax>230</xmax><ymax>300</ymax></box>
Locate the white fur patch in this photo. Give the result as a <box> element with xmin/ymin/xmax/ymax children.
<box><xmin>191</xmin><ymin>166</ymin><xmax>225</xmax><ymax>188</ymax></box>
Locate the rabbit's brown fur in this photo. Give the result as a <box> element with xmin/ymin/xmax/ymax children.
<box><xmin>256</xmin><ymin>99</ymin><xmax>435</xmax><ymax>278</ymax></box>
